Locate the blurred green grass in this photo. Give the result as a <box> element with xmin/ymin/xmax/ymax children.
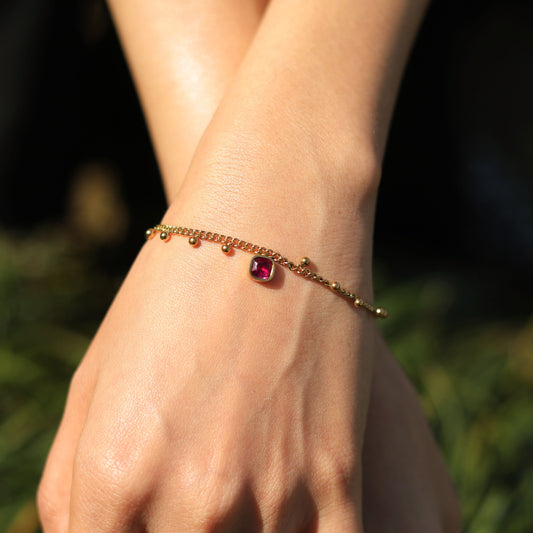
<box><xmin>1</xmin><ymin>225</ymin><xmax>532</xmax><ymax>533</ymax></box>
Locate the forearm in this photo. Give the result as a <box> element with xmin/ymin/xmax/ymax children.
<box><xmin>109</xmin><ymin>0</ymin><xmax>429</xmax><ymax>204</ymax></box>
<box><xmin>168</xmin><ymin>3</ymin><xmax>425</xmax><ymax>290</ymax></box>
<box><xmin>208</xmin><ymin>0</ymin><xmax>429</xmax><ymax>174</ymax></box>
<box><xmin>106</xmin><ymin>0</ymin><xmax>431</xmax><ymax>307</ymax></box>
<box><xmin>106</xmin><ymin>0</ymin><xmax>268</xmax><ymax>201</ymax></box>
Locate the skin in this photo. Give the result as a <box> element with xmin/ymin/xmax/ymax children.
<box><xmin>38</xmin><ymin>0</ymin><xmax>461</xmax><ymax>531</ymax></box>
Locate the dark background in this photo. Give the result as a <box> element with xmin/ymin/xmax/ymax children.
<box><xmin>1</xmin><ymin>1</ymin><xmax>532</xmax><ymax>531</ymax></box>
<box><xmin>1</xmin><ymin>0</ymin><xmax>532</xmax><ymax>281</ymax></box>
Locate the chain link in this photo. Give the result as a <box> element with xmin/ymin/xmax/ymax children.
<box><xmin>147</xmin><ymin>224</ymin><xmax>388</xmax><ymax>319</ymax></box>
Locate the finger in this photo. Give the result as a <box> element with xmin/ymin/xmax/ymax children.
<box><xmin>262</xmin><ymin>482</ymin><xmax>317</xmax><ymax>533</ymax></box>
<box><xmin>313</xmin><ymin>458</ymin><xmax>363</xmax><ymax>533</ymax></box>
<box><xmin>38</xmin><ymin>360</ymin><xmax>97</xmax><ymax>532</ymax></box>
<box><xmin>65</xmin><ymin>377</ymin><xmax>170</xmax><ymax>533</ymax></box>
<box><xmin>317</xmin><ymin>502</ymin><xmax>362</xmax><ymax>533</ymax></box>
<box><xmin>65</xmin><ymin>414</ymin><xmax>139</xmax><ymax>533</ymax></box>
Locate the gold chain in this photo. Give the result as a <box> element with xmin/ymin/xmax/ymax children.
<box><xmin>145</xmin><ymin>224</ymin><xmax>388</xmax><ymax>319</ymax></box>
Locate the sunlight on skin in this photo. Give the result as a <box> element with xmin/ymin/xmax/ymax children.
<box><xmin>36</xmin><ymin>0</ymin><xmax>461</xmax><ymax>531</ymax></box>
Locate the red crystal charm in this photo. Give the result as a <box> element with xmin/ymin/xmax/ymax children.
<box><xmin>249</xmin><ymin>255</ymin><xmax>275</xmax><ymax>282</ymax></box>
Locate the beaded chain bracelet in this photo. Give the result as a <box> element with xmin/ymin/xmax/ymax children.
<box><xmin>145</xmin><ymin>224</ymin><xmax>388</xmax><ymax>319</ymax></box>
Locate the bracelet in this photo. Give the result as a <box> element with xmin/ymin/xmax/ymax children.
<box><xmin>145</xmin><ymin>224</ymin><xmax>388</xmax><ymax>319</ymax></box>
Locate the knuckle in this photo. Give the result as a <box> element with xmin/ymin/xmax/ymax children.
<box><xmin>255</xmin><ymin>463</ymin><xmax>302</xmax><ymax>523</ymax></box>
<box><xmin>257</xmin><ymin>468</ymin><xmax>317</xmax><ymax>531</ymax></box>
<box><xmin>260</xmin><ymin>471</ymin><xmax>291</xmax><ymax>520</ymax></box>
<box><xmin>73</xmin><ymin>404</ymin><xmax>165</xmax><ymax>502</ymax></box>
<box><xmin>311</xmin><ymin>445</ymin><xmax>358</xmax><ymax>502</ymax></box>
<box><xmin>73</xmin><ymin>436</ymin><xmax>146</xmax><ymax>506</ymax></box>
<box><xmin>66</xmin><ymin>435</ymin><xmax>151</xmax><ymax>528</ymax></box>
<box><xmin>194</xmin><ymin>480</ymin><xmax>234</xmax><ymax>524</ymax></box>
<box><xmin>178</xmin><ymin>461</ymin><xmax>244</xmax><ymax>528</ymax></box>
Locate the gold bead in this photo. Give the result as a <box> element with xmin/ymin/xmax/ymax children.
<box><xmin>160</xmin><ymin>231</ymin><xmax>170</xmax><ymax>242</ymax></box>
<box><xmin>145</xmin><ymin>228</ymin><xmax>155</xmax><ymax>240</ymax></box>
<box><xmin>300</xmin><ymin>257</ymin><xmax>311</xmax><ymax>266</ymax></box>
<box><xmin>330</xmin><ymin>281</ymin><xmax>340</xmax><ymax>291</ymax></box>
<box><xmin>354</xmin><ymin>298</ymin><xmax>363</xmax><ymax>307</ymax></box>
<box><xmin>188</xmin><ymin>236</ymin><xmax>199</xmax><ymax>247</ymax></box>
<box><xmin>375</xmin><ymin>307</ymin><xmax>387</xmax><ymax>318</ymax></box>
<box><xmin>221</xmin><ymin>244</ymin><xmax>231</xmax><ymax>254</ymax></box>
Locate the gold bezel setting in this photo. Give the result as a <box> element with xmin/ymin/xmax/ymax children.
<box><xmin>249</xmin><ymin>255</ymin><xmax>276</xmax><ymax>282</ymax></box>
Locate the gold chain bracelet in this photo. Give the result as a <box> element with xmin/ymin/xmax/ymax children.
<box><xmin>145</xmin><ymin>224</ymin><xmax>388</xmax><ymax>319</ymax></box>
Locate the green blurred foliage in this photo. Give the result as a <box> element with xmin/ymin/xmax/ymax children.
<box><xmin>0</xmin><ymin>226</ymin><xmax>120</xmax><ymax>533</ymax></box>
<box><xmin>1</xmin><ymin>227</ymin><xmax>531</xmax><ymax>533</ymax></box>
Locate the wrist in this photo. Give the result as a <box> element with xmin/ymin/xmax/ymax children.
<box><xmin>172</xmin><ymin>105</ymin><xmax>381</xmax><ymax>209</ymax></box>
<box><xmin>192</xmin><ymin>80</ymin><xmax>382</xmax><ymax>192</ymax></box>
<box><xmin>165</xmin><ymin>152</ymin><xmax>378</xmax><ymax>296</ymax></box>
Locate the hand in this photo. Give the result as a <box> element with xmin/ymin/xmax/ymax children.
<box><xmin>38</xmin><ymin>135</ymin><xmax>459</xmax><ymax>533</ymax></box>
<box><xmin>363</xmin><ymin>338</ymin><xmax>461</xmax><ymax>532</ymax></box>
<box><xmin>37</xmin><ymin>0</ymin><xmax>461</xmax><ymax>529</ymax></box>
<box><xmin>38</xmin><ymin>170</ymin><xmax>376</xmax><ymax>531</ymax></box>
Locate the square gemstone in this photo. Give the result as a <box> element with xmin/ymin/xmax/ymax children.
<box><xmin>249</xmin><ymin>256</ymin><xmax>275</xmax><ymax>282</ymax></box>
